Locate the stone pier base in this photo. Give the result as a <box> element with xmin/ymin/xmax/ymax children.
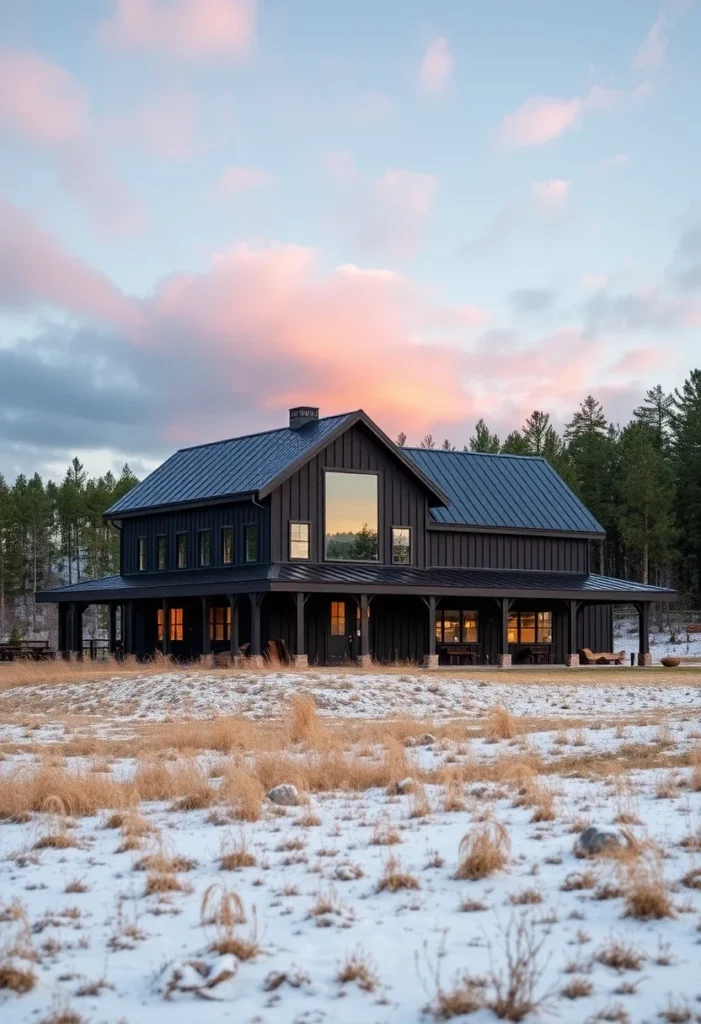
<box><xmin>423</xmin><ymin>654</ymin><xmax>439</xmax><ymax>669</ymax></box>
<box><xmin>638</xmin><ymin>652</ymin><xmax>653</xmax><ymax>667</ymax></box>
<box><xmin>497</xmin><ymin>654</ymin><xmax>512</xmax><ymax>668</ymax></box>
<box><xmin>248</xmin><ymin>655</ymin><xmax>265</xmax><ymax>669</ymax></box>
<box><xmin>292</xmin><ymin>654</ymin><xmax>308</xmax><ymax>669</ymax></box>
<box><xmin>567</xmin><ymin>653</ymin><xmax>580</xmax><ymax>667</ymax></box>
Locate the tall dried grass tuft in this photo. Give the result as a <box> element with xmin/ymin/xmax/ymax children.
<box><xmin>487</xmin><ymin>913</ymin><xmax>552</xmax><ymax>1021</ymax></box>
<box><xmin>287</xmin><ymin>693</ymin><xmax>319</xmax><ymax>744</ymax></box>
<box><xmin>487</xmin><ymin>707</ymin><xmax>519</xmax><ymax>741</ymax></box>
<box><xmin>455</xmin><ymin>819</ymin><xmax>510</xmax><ymax>881</ymax></box>
<box><xmin>621</xmin><ymin>858</ymin><xmax>675</xmax><ymax>920</ymax></box>
<box><xmin>200</xmin><ymin>881</ymin><xmax>258</xmax><ymax>960</ymax></box>
<box><xmin>220</xmin><ymin>765</ymin><xmax>265</xmax><ymax>821</ymax></box>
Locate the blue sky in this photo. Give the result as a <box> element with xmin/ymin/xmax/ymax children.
<box><xmin>0</xmin><ymin>0</ymin><xmax>699</xmax><ymax>480</ymax></box>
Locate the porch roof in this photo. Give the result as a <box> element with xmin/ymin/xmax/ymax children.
<box><xmin>36</xmin><ymin>563</ymin><xmax>675</xmax><ymax>604</ymax></box>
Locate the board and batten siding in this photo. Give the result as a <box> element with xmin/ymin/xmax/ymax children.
<box><xmin>120</xmin><ymin>500</ymin><xmax>270</xmax><ymax>575</ymax></box>
<box><xmin>426</xmin><ymin>530</ymin><xmax>590</xmax><ymax>573</ymax></box>
<box><xmin>269</xmin><ymin>422</ymin><xmax>432</xmax><ymax>566</ymax></box>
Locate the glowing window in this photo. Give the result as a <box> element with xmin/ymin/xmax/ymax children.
<box><xmin>330</xmin><ymin>601</ymin><xmax>346</xmax><ymax>635</ymax></box>
<box><xmin>169</xmin><ymin>607</ymin><xmax>184</xmax><ymax>641</ymax></box>
<box><xmin>325</xmin><ymin>472</ymin><xmax>378</xmax><ymax>561</ymax></box>
<box><xmin>290</xmin><ymin>522</ymin><xmax>310</xmax><ymax>560</ymax></box>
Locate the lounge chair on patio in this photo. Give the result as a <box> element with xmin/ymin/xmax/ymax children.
<box><xmin>579</xmin><ymin>647</ymin><xmax>626</xmax><ymax>665</ymax></box>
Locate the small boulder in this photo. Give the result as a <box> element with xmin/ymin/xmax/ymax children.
<box><xmin>267</xmin><ymin>783</ymin><xmax>300</xmax><ymax>807</ymax></box>
<box><xmin>574</xmin><ymin>826</ymin><xmax>621</xmax><ymax>857</ymax></box>
<box><xmin>396</xmin><ymin>777</ymin><xmax>416</xmax><ymax>795</ymax></box>
<box><xmin>420</xmin><ymin>733</ymin><xmax>436</xmax><ymax>746</ymax></box>
<box><xmin>404</xmin><ymin>735</ymin><xmax>418</xmax><ymax>747</ymax></box>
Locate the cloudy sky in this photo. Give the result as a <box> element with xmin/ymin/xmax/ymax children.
<box><xmin>1</xmin><ymin>0</ymin><xmax>700</xmax><ymax>482</ymax></box>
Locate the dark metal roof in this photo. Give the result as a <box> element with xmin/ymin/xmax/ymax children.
<box><xmin>405</xmin><ymin>448</ymin><xmax>604</xmax><ymax>535</ymax></box>
<box><xmin>106</xmin><ymin>413</ymin><xmax>355</xmax><ymax>516</ymax></box>
<box><xmin>105</xmin><ymin>411</ymin><xmax>448</xmax><ymax>516</ymax></box>
<box><xmin>36</xmin><ymin>564</ymin><xmax>674</xmax><ymax>603</ymax></box>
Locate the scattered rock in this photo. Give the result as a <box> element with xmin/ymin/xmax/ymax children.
<box><xmin>267</xmin><ymin>783</ymin><xmax>300</xmax><ymax>807</ymax></box>
<box><xmin>404</xmin><ymin>736</ymin><xmax>418</xmax><ymax>747</ymax></box>
<box><xmin>333</xmin><ymin>862</ymin><xmax>364</xmax><ymax>881</ymax></box>
<box><xmin>574</xmin><ymin>826</ymin><xmax>622</xmax><ymax>857</ymax></box>
<box><xmin>158</xmin><ymin>955</ymin><xmax>238</xmax><ymax>1001</ymax></box>
<box><xmin>420</xmin><ymin>733</ymin><xmax>436</xmax><ymax>746</ymax></box>
<box><xmin>396</xmin><ymin>777</ymin><xmax>416</xmax><ymax>795</ymax></box>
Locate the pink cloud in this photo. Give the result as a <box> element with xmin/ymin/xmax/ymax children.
<box><xmin>99</xmin><ymin>0</ymin><xmax>255</xmax><ymax>60</ymax></box>
<box><xmin>0</xmin><ymin>199</ymin><xmax>140</xmax><ymax>330</ymax></box>
<box><xmin>109</xmin><ymin>88</ymin><xmax>200</xmax><ymax>159</ymax></box>
<box><xmin>217</xmin><ymin>165</ymin><xmax>274</xmax><ymax>193</ymax></box>
<box><xmin>328</xmin><ymin>165</ymin><xmax>437</xmax><ymax>259</ymax></box>
<box><xmin>608</xmin><ymin>347</ymin><xmax>667</xmax><ymax>376</ymax></box>
<box><xmin>532</xmin><ymin>178</ymin><xmax>570</xmax><ymax>209</ymax></box>
<box><xmin>633</xmin><ymin>13</ymin><xmax>667</xmax><ymax>71</ymax></box>
<box><xmin>0</xmin><ymin>49</ymin><xmax>144</xmax><ymax>234</ymax></box>
<box><xmin>494</xmin><ymin>86</ymin><xmax>618</xmax><ymax>150</ymax></box>
<box><xmin>418</xmin><ymin>37</ymin><xmax>453</xmax><ymax>96</ymax></box>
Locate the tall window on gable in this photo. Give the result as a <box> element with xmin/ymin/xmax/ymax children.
<box><xmin>156</xmin><ymin>535</ymin><xmax>167</xmax><ymax>571</ymax></box>
<box><xmin>244</xmin><ymin>524</ymin><xmax>257</xmax><ymax>562</ymax></box>
<box><xmin>137</xmin><ymin>537</ymin><xmax>146</xmax><ymax>572</ymax></box>
<box><xmin>290</xmin><ymin>522</ymin><xmax>310</xmax><ymax>560</ymax></box>
<box><xmin>325</xmin><ymin>471</ymin><xmax>378</xmax><ymax>561</ymax></box>
<box><xmin>199</xmin><ymin>529</ymin><xmax>211</xmax><ymax>567</ymax></box>
<box><xmin>176</xmin><ymin>533</ymin><xmax>188</xmax><ymax>569</ymax></box>
<box><xmin>392</xmin><ymin>527</ymin><xmax>411</xmax><ymax>564</ymax></box>
<box><xmin>221</xmin><ymin>526</ymin><xmax>233</xmax><ymax>565</ymax></box>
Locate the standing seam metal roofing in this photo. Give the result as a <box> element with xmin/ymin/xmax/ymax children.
<box><xmin>105</xmin><ymin>413</ymin><xmax>354</xmax><ymax>515</ymax></box>
<box><xmin>404</xmin><ymin>448</ymin><xmax>604</xmax><ymax>534</ymax></box>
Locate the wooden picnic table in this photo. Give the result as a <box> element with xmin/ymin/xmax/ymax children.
<box><xmin>0</xmin><ymin>641</ymin><xmax>54</xmax><ymax>662</ymax></box>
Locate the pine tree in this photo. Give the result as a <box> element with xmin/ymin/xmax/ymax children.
<box><xmin>565</xmin><ymin>395</ymin><xmax>607</xmax><ymax>441</ymax></box>
<box><xmin>634</xmin><ymin>385</ymin><xmax>674</xmax><ymax>446</ymax></box>
<box><xmin>616</xmin><ymin>421</ymin><xmax>676</xmax><ymax>583</ymax></box>
<box><xmin>420</xmin><ymin>434</ymin><xmax>436</xmax><ymax>450</ymax></box>
<box><xmin>670</xmin><ymin>369</ymin><xmax>701</xmax><ymax>602</ymax></box>
<box><xmin>396</xmin><ymin>432</ymin><xmax>407</xmax><ymax>447</ymax></box>
<box><xmin>501</xmin><ymin>431</ymin><xmax>529</xmax><ymax>455</ymax></box>
<box><xmin>468</xmin><ymin>419</ymin><xmax>500</xmax><ymax>453</ymax></box>
<box><xmin>440</xmin><ymin>438</ymin><xmax>456</xmax><ymax>451</ymax></box>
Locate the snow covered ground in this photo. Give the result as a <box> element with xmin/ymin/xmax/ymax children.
<box><xmin>614</xmin><ymin>614</ymin><xmax>701</xmax><ymax>662</ymax></box>
<box><xmin>2</xmin><ymin>669</ymin><xmax>701</xmax><ymax>1022</ymax></box>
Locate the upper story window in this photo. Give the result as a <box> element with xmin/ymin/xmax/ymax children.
<box><xmin>392</xmin><ymin>527</ymin><xmax>411</xmax><ymax>564</ymax></box>
<box><xmin>244</xmin><ymin>524</ymin><xmax>257</xmax><ymax>563</ymax></box>
<box><xmin>290</xmin><ymin>521</ymin><xmax>310</xmax><ymax>560</ymax></box>
<box><xmin>137</xmin><ymin>537</ymin><xmax>146</xmax><ymax>572</ymax></box>
<box><xmin>222</xmin><ymin>526</ymin><xmax>233</xmax><ymax>565</ymax></box>
<box><xmin>156</xmin><ymin>535</ymin><xmax>167</xmax><ymax>571</ymax></box>
<box><xmin>199</xmin><ymin>529</ymin><xmax>211</xmax><ymax>567</ymax></box>
<box><xmin>176</xmin><ymin>533</ymin><xmax>188</xmax><ymax>569</ymax></box>
<box><xmin>508</xmin><ymin>610</ymin><xmax>552</xmax><ymax>644</ymax></box>
<box><xmin>325</xmin><ymin>471</ymin><xmax>378</xmax><ymax>562</ymax></box>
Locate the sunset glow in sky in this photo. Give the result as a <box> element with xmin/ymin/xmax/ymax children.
<box><xmin>1</xmin><ymin>0</ymin><xmax>700</xmax><ymax>479</ymax></box>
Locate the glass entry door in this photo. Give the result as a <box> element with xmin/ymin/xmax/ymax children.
<box><xmin>327</xmin><ymin>600</ymin><xmax>351</xmax><ymax>664</ymax></box>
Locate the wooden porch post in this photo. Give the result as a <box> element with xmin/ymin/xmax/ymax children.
<box><xmin>108</xmin><ymin>603</ymin><xmax>117</xmax><ymax>657</ymax></box>
<box><xmin>567</xmin><ymin>600</ymin><xmax>580</xmax><ymax>667</ymax></box>
<box><xmin>162</xmin><ymin>598</ymin><xmax>169</xmax><ymax>657</ymax></box>
<box><xmin>498</xmin><ymin>597</ymin><xmax>512</xmax><ymax>668</ymax></box>
<box><xmin>357</xmin><ymin>593</ymin><xmax>371</xmax><ymax>668</ymax></box>
<box><xmin>249</xmin><ymin>593</ymin><xmax>264</xmax><ymax>667</ymax></box>
<box><xmin>637</xmin><ymin>602</ymin><xmax>651</xmax><ymax>666</ymax></box>
<box><xmin>293</xmin><ymin>592</ymin><xmax>308</xmax><ymax>668</ymax></box>
<box><xmin>125</xmin><ymin>600</ymin><xmax>134</xmax><ymax>657</ymax></box>
<box><xmin>423</xmin><ymin>595</ymin><xmax>438</xmax><ymax>668</ymax></box>
<box><xmin>201</xmin><ymin>596</ymin><xmax>210</xmax><ymax>657</ymax></box>
<box><xmin>228</xmin><ymin>595</ymin><xmax>239</xmax><ymax>661</ymax></box>
<box><xmin>57</xmin><ymin>603</ymin><xmax>68</xmax><ymax>658</ymax></box>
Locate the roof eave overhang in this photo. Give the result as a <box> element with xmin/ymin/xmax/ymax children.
<box><xmin>427</xmin><ymin>521</ymin><xmax>605</xmax><ymax>541</ymax></box>
<box><xmin>257</xmin><ymin>410</ymin><xmax>451</xmax><ymax>507</ymax></box>
<box><xmin>103</xmin><ymin>492</ymin><xmax>257</xmax><ymax>521</ymax></box>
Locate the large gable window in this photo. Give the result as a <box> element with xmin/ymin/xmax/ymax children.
<box><xmin>325</xmin><ymin>471</ymin><xmax>378</xmax><ymax>562</ymax></box>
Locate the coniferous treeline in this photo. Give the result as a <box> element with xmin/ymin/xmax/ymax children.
<box><xmin>0</xmin><ymin>459</ymin><xmax>138</xmax><ymax>638</ymax></box>
<box><xmin>398</xmin><ymin>369</ymin><xmax>701</xmax><ymax>607</ymax></box>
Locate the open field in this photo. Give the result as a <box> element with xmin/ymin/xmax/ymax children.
<box><xmin>2</xmin><ymin>666</ymin><xmax>701</xmax><ymax>1022</ymax></box>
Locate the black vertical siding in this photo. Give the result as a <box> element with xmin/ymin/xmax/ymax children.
<box><xmin>270</xmin><ymin>422</ymin><xmax>431</xmax><ymax>566</ymax></box>
<box><xmin>120</xmin><ymin>500</ymin><xmax>270</xmax><ymax>576</ymax></box>
<box><xmin>426</xmin><ymin>531</ymin><xmax>589</xmax><ymax>572</ymax></box>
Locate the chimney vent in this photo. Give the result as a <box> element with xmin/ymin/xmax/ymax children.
<box><xmin>289</xmin><ymin>406</ymin><xmax>319</xmax><ymax>430</ymax></box>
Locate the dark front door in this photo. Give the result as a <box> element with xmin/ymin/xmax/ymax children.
<box><xmin>327</xmin><ymin>599</ymin><xmax>352</xmax><ymax>664</ymax></box>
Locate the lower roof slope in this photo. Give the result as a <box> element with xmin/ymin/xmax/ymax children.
<box><xmin>405</xmin><ymin>448</ymin><xmax>604</xmax><ymax>535</ymax></box>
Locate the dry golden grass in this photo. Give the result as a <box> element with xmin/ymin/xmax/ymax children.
<box><xmin>0</xmin><ymin>962</ymin><xmax>37</xmax><ymax>994</ymax></box>
<box><xmin>336</xmin><ymin>949</ymin><xmax>379</xmax><ymax>992</ymax></box>
<box><xmin>0</xmin><ymin>766</ymin><xmax>136</xmax><ymax>820</ymax></box>
<box><xmin>455</xmin><ymin>819</ymin><xmax>510</xmax><ymax>881</ymax></box>
<box><xmin>431</xmin><ymin>973</ymin><xmax>486</xmax><ymax>1019</ymax></box>
<box><xmin>375</xmin><ymin>854</ymin><xmax>420</xmax><ymax>893</ymax></box>
<box><xmin>200</xmin><ymin>881</ymin><xmax>259</xmax><ymax>959</ymax></box>
<box><xmin>561</xmin><ymin>976</ymin><xmax>594</xmax><ymax>1000</ymax></box>
<box><xmin>595</xmin><ymin>937</ymin><xmax>645</xmax><ymax>971</ymax></box>
<box><xmin>219</xmin><ymin>765</ymin><xmax>265</xmax><ymax>821</ymax></box>
<box><xmin>487</xmin><ymin>706</ymin><xmax>519</xmax><ymax>741</ymax></box>
<box><xmin>220</xmin><ymin>835</ymin><xmax>256</xmax><ymax>870</ymax></box>
<box><xmin>287</xmin><ymin>693</ymin><xmax>320</xmax><ymax>744</ymax></box>
<box><xmin>621</xmin><ymin>859</ymin><xmax>675</xmax><ymax>920</ymax></box>
<box><xmin>487</xmin><ymin>914</ymin><xmax>552</xmax><ymax>1022</ymax></box>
